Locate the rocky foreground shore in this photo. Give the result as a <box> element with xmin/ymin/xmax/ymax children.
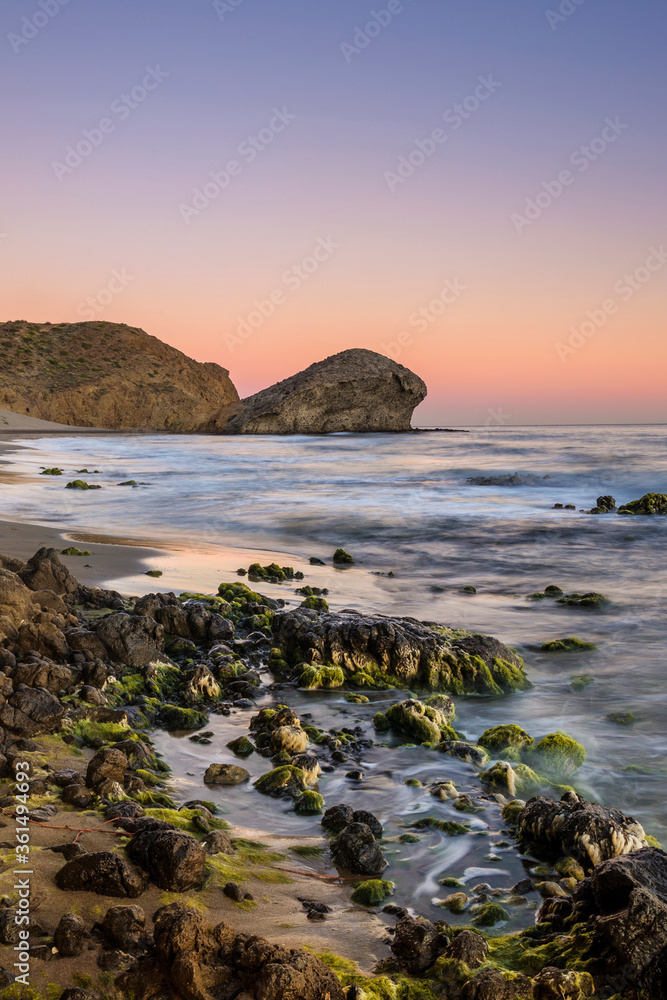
<box><xmin>0</xmin><ymin>547</ymin><xmax>664</xmax><ymax>999</ymax></box>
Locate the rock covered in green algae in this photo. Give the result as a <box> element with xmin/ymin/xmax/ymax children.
<box><xmin>351</xmin><ymin>879</ymin><xmax>394</xmax><ymax>906</ymax></box>
<box><xmin>540</xmin><ymin>636</ymin><xmax>597</xmax><ymax>652</ymax></box>
<box><xmin>480</xmin><ymin>760</ymin><xmax>542</xmax><ymax>798</ymax></box>
<box><xmin>471</xmin><ymin>901</ymin><xmax>510</xmax><ymax>927</ymax></box>
<box><xmin>478</xmin><ymin>724</ymin><xmax>534</xmax><ymax>754</ymax></box>
<box><xmin>159</xmin><ymin>705</ymin><xmax>209</xmax><ymax>732</ymax></box>
<box><xmin>333</xmin><ymin>548</ymin><xmax>355</xmax><ymax>564</ymax></box>
<box><xmin>300</xmin><ymin>595</ymin><xmax>330</xmax><ymax>611</ymax></box>
<box><xmin>556</xmin><ymin>592</ymin><xmax>610</xmax><ymax>609</ymax></box>
<box><xmin>60</xmin><ymin>546</ymin><xmax>92</xmax><ymax>556</ymax></box>
<box><xmin>254</xmin><ymin>765</ymin><xmax>308</xmax><ymax>799</ymax></box>
<box><xmin>272</xmin><ymin>608</ymin><xmax>530</xmax><ymax>695</ymax></box>
<box><xmin>226</xmin><ymin>736</ymin><xmax>255</xmax><ymax>756</ymax></box>
<box><xmin>384</xmin><ymin>697</ymin><xmax>456</xmax><ymax>744</ymax></box>
<box><xmin>299</xmin><ymin>664</ymin><xmax>345</xmax><ymax>689</ymax></box>
<box><xmin>294</xmin><ymin>790</ymin><xmax>325</xmax><ymax>814</ymax></box>
<box><xmin>526</xmin><ymin>732</ymin><xmax>586</xmax><ymax>779</ymax></box>
<box><xmin>65</xmin><ymin>479</ymin><xmax>102</xmax><ymax>490</ymax></box>
<box><xmin>618</xmin><ymin>492</ymin><xmax>667</xmax><ymax>515</ymax></box>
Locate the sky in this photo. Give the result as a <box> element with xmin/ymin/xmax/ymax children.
<box><xmin>1</xmin><ymin>0</ymin><xmax>665</xmax><ymax>426</ymax></box>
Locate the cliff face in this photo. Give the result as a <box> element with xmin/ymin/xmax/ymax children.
<box><xmin>0</xmin><ymin>321</ymin><xmax>240</xmax><ymax>432</ymax></box>
<box><xmin>224</xmin><ymin>348</ymin><xmax>427</xmax><ymax>435</ymax></box>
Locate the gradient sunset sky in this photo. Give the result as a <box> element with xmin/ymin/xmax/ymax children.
<box><xmin>1</xmin><ymin>0</ymin><xmax>665</xmax><ymax>425</ymax></box>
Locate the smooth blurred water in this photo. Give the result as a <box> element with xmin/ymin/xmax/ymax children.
<box><xmin>1</xmin><ymin>425</ymin><xmax>667</xmax><ymax>920</ymax></box>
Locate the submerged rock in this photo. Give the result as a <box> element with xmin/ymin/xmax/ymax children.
<box><xmin>223</xmin><ymin>348</ymin><xmax>427</xmax><ymax>434</ymax></box>
<box><xmin>272</xmin><ymin>608</ymin><xmax>530</xmax><ymax>694</ymax></box>
<box><xmin>518</xmin><ymin>791</ymin><xmax>648</xmax><ymax>868</ymax></box>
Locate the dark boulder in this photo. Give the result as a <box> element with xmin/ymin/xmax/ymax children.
<box><xmin>391</xmin><ymin>914</ymin><xmax>442</xmax><ymax>974</ymax></box>
<box><xmin>592</xmin><ymin>847</ymin><xmax>667</xmax><ymax>979</ymax></box>
<box><xmin>62</xmin><ymin>784</ymin><xmax>94</xmax><ymax>809</ymax></box>
<box><xmin>322</xmin><ymin>804</ymin><xmax>354</xmax><ymax>831</ymax></box>
<box><xmin>95</xmin><ymin>613</ymin><xmax>164</xmax><ymax>667</ymax></box>
<box><xmin>86</xmin><ymin>748</ymin><xmax>128</xmax><ymax>791</ymax></box>
<box><xmin>55</xmin><ymin>851</ymin><xmax>147</xmax><ymax>897</ymax></box>
<box><xmin>101</xmin><ymin>904</ymin><xmax>146</xmax><ymax>951</ymax></box>
<box><xmin>330</xmin><ymin>823</ymin><xmax>387</xmax><ymax>875</ymax></box>
<box><xmin>12</xmin><ymin>660</ymin><xmax>74</xmax><ymax>694</ymax></box>
<box><xmin>126</xmin><ymin>829</ymin><xmax>207</xmax><ymax>892</ymax></box>
<box><xmin>19</xmin><ymin>547</ymin><xmax>79</xmax><ymax>595</ymax></box>
<box><xmin>54</xmin><ymin>913</ymin><xmax>85</xmax><ymax>957</ymax></box>
<box><xmin>0</xmin><ymin>684</ymin><xmax>65</xmax><ymax>736</ymax></box>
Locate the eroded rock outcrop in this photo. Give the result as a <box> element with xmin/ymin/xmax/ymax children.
<box><xmin>272</xmin><ymin>608</ymin><xmax>530</xmax><ymax>694</ymax></box>
<box><xmin>517</xmin><ymin>791</ymin><xmax>648</xmax><ymax>869</ymax></box>
<box><xmin>224</xmin><ymin>348</ymin><xmax>427</xmax><ymax>434</ymax></box>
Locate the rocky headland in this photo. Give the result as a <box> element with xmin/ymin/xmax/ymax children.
<box><xmin>0</xmin><ymin>326</ymin><xmax>427</xmax><ymax>435</ymax></box>
<box><xmin>0</xmin><ymin>545</ymin><xmax>663</xmax><ymax>998</ymax></box>
<box><xmin>224</xmin><ymin>349</ymin><xmax>428</xmax><ymax>434</ymax></box>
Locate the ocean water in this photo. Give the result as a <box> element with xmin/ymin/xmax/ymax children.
<box><xmin>1</xmin><ymin>424</ymin><xmax>666</xmax><ymax>921</ymax></box>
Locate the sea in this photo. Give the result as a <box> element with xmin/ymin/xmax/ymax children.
<box><xmin>1</xmin><ymin>423</ymin><xmax>665</xmax><ymax>927</ymax></box>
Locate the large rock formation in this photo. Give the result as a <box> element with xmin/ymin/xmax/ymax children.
<box><xmin>224</xmin><ymin>348</ymin><xmax>427</xmax><ymax>434</ymax></box>
<box><xmin>0</xmin><ymin>321</ymin><xmax>239</xmax><ymax>431</ymax></box>
<box><xmin>272</xmin><ymin>607</ymin><xmax>530</xmax><ymax>694</ymax></box>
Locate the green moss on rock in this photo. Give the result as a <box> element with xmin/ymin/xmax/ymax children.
<box><xmin>351</xmin><ymin>879</ymin><xmax>394</xmax><ymax>906</ymax></box>
<box><xmin>471</xmin><ymin>901</ymin><xmax>509</xmax><ymax>927</ymax></box>
<box><xmin>294</xmin><ymin>790</ymin><xmax>325</xmax><ymax>814</ymax></box>
<box><xmin>333</xmin><ymin>548</ymin><xmax>355</xmax><ymax>564</ymax></box>
<box><xmin>541</xmin><ymin>637</ymin><xmax>597</xmax><ymax>652</ymax></box>
<box><xmin>618</xmin><ymin>492</ymin><xmax>667</xmax><ymax>516</ymax></box>
<box><xmin>299</xmin><ymin>664</ymin><xmax>345</xmax><ymax>689</ymax></box>
<box><xmin>160</xmin><ymin>705</ymin><xmax>209</xmax><ymax>732</ymax></box>
<box><xmin>300</xmin><ymin>596</ymin><xmax>330</xmax><ymax>612</ymax></box>
<box><xmin>478</xmin><ymin>724</ymin><xmax>534</xmax><ymax>754</ymax></box>
<box><xmin>253</xmin><ymin>765</ymin><xmax>308</xmax><ymax>799</ymax></box>
<box><xmin>527</xmin><ymin>732</ymin><xmax>587</xmax><ymax>780</ymax></box>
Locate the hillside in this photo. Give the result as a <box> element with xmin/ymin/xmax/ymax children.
<box><xmin>0</xmin><ymin>321</ymin><xmax>240</xmax><ymax>432</ymax></box>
